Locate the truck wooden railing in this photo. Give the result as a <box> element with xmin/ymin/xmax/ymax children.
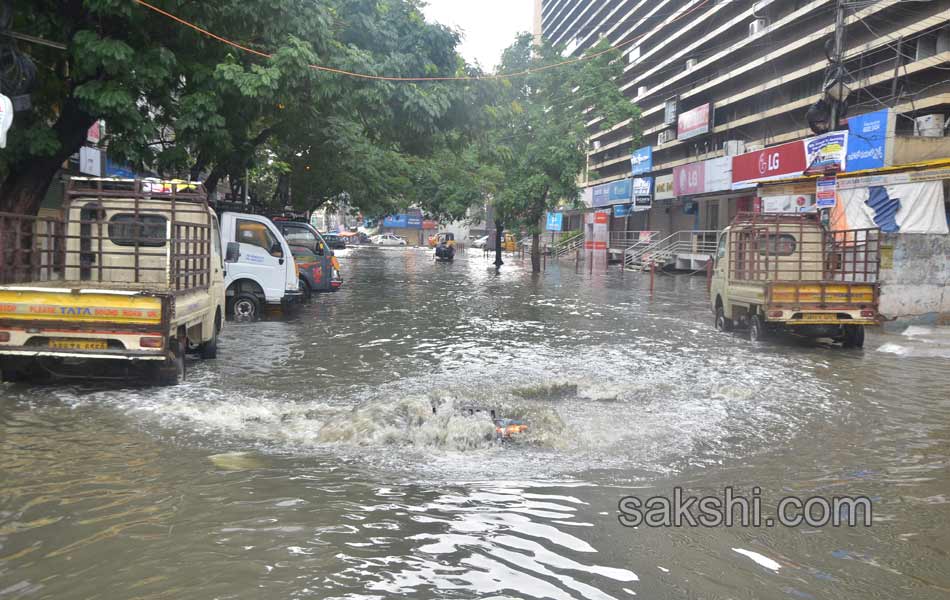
<box><xmin>728</xmin><ymin>212</ymin><xmax>881</xmax><ymax>284</ymax></box>
<box><xmin>0</xmin><ymin>178</ymin><xmax>213</xmax><ymax>292</ymax></box>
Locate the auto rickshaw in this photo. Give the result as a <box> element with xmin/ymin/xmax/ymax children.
<box><xmin>428</xmin><ymin>232</ymin><xmax>455</xmax><ymax>248</ymax></box>
<box><xmin>502</xmin><ymin>233</ymin><xmax>517</xmax><ymax>252</ymax></box>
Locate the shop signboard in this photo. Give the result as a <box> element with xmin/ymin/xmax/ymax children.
<box><xmin>677</xmin><ymin>103</ymin><xmax>712</xmax><ymax>140</ymax></box>
<box><xmin>732</xmin><ymin>140</ymin><xmax>807</xmax><ymax>189</ymax></box>
<box><xmin>631</xmin><ymin>146</ymin><xmax>653</xmax><ymax>175</ymax></box>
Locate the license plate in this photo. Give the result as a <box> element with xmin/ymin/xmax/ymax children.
<box><xmin>49</xmin><ymin>338</ymin><xmax>108</xmax><ymax>351</ymax></box>
<box><xmin>801</xmin><ymin>313</ymin><xmax>835</xmax><ymax>321</ymax></box>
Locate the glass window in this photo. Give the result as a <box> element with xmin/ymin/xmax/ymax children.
<box><xmin>108</xmin><ymin>214</ymin><xmax>167</xmax><ymax>247</ymax></box>
<box><xmin>716</xmin><ymin>234</ymin><xmax>727</xmax><ymax>259</ymax></box>
<box><xmin>756</xmin><ymin>234</ymin><xmax>797</xmax><ymax>257</ymax></box>
<box><xmin>237</xmin><ymin>219</ymin><xmax>282</xmax><ymax>257</ymax></box>
<box><xmin>290</xmin><ymin>245</ymin><xmax>319</xmax><ymax>263</ymax></box>
<box><xmin>283</xmin><ymin>225</ymin><xmax>323</xmax><ymax>253</ymax></box>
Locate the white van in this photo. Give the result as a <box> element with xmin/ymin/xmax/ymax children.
<box><xmin>219</xmin><ymin>212</ymin><xmax>302</xmax><ymax>319</ymax></box>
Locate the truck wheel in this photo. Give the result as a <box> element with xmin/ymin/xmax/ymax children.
<box><xmin>300</xmin><ymin>278</ymin><xmax>312</xmax><ymax>302</ymax></box>
<box><xmin>231</xmin><ymin>292</ymin><xmax>261</xmax><ymax>321</ymax></box>
<box><xmin>749</xmin><ymin>314</ymin><xmax>768</xmax><ymax>343</ymax></box>
<box><xmin>715</xmin><ymin>305</ymin><xmax>734</xmax><ymax>332</ymax></box>
<box><xmin>842</xmin><ymin>325</ymin><xmax>865</xmax><ymax>349</ymax></box>
<box><xmin>199</xmin><ymin>325</ymin><xmax>218</xmax><ymax>360</ymax></box>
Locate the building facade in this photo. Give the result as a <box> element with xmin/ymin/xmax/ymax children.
<box><xmin>535</xmin><ymin>0</ymin><xmax>950</xmax><ymax>243</ymax></box>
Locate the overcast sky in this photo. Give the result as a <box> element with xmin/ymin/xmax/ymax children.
<box><xmin>422</xmin><ymin>0</ymin><xmax>534</xmax><ymax>71</ymax></box>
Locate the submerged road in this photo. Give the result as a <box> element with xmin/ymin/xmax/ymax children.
<box><xmin>2</xmin><ymin>247</ymin><xmax>949</xmax><ymax>599</ymax></box>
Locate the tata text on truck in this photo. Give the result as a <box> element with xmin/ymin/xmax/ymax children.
<box><xmin>0</xmin><ymin>178</ymin><xmax>226</xmax><ymax>384</ymax></box>
<box><xmin>710</xmin><ymin>212</ymin><xmax>880</xmax><ymax>347</ymax></box>
<box><xmin>219</xmin><ymin>212</ymin><xmax>302</xmax><ymax>320</ymax></box>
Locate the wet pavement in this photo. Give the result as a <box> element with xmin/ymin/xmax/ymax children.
<box><xmin>2</xmin><ymin>246</ymin><xmax>949</xmax><ymax>599</ymax></box>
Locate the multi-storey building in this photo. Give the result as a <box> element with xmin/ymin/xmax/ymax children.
<box><xmin>535</xmin><ymin>0</ymin><xmax>950</xmax><ymax>245</ymax></box>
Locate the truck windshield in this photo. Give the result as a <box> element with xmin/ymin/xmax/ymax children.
<box><xmin>108</xmin><ymin>214</ymin><xmax>168</xmax><ymax>247</ymax></box>
<box><xmin>756</xmin><ymin>234</ymin><xmax>797</xmax><ymax>256</ymax></box>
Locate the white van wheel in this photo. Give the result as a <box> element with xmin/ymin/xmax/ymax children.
<box><xmin>232</xmin><ymin>293</ymin><xmax>261</xmax><ymax>321</ymax></box>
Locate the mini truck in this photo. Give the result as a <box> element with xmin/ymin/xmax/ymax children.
<box><xmin>710</xmin><ymin>212</ymin><xmax>881</xmax><ymax>347</ymax></box>
<box><xmin>0</xmin><ymin>178</ymin><xmax>227</xmax><ymax>384</ymax></box>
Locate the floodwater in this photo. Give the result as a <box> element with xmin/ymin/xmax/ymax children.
<box><xmin>2</xmin><ymin>247</ymin><xmax>949</xmax><ymax>599</ymax></box>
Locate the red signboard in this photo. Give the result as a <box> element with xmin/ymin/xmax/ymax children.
<box><xmin>677</xmin><ymin>103</ymin><xmax>712</xmax><ymax>140</ymax></box>
<box><xmin>422</xmin><ymin>220</ymin><xmax>438</xmax><ymax>230</ymax></box>
<box><xmin>594</xmin><ymin>212</ymin><xmax>609</xmax><ymax>224</ymax></box>
<box><xmin>731</xmin><ymin>140</ymin><xmax>807</xmax><ymax>188</ymax></box>
<box><xmin>673</xmin><ymin>161</ymin><xmax>706</xmax><ymax>196</ymax></box>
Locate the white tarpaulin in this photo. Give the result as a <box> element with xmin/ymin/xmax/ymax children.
<box><xmin>832</xmin><ymin>181</ymin><xmax>948</xmax><ymax>234</ymax></box>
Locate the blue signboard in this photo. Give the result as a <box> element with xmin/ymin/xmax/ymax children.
<box><xmin>846</xmin><ymin>109</ymin><xmax>888</xmax><ymax>172</ymax></box>
<box><xmin>545</xmin><ymin>212</ymin><xmax>564</xmax><ymax>232</ymax></box>
<box><xmin>105</xmin><ymin>158</ymin><xmax>135</xmax><ymax>178</ymax></box>
<box><xmin>631</xmin><ymin>146</ymin><xmax>653</xmax><ymax>176</ymax></box>
<box><xmin>613</xmin><ymin>204</ymin><xmax>633</xmax><ymax>218</ymax></box>
<box><xmin>592</xmin><ymin>184</ymin><xmax>611</xmax><ymax>208</ymax></box>
<box><xmin>608</xmin><ymin>178</ymin><xmax>633</xmax><ymax>203</ymax></box>
<box><xmin>383</xmin><ymin>214</ymin><xmax>422</xmax><ymax>229</ymax></box>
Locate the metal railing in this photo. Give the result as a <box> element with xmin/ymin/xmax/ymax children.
<box><xmin>551</xmin><ymin>232</ymin><xmax>585</xmax><ymax>259</ymax></box>
<box><xmin>610</xmin><ymin>230</ymin><xmax>659</xmax><ymax>250</ymax></box>
<box><xmin>624</xmin><ymin>230</ymin><xmax>720</xmax><ymax>271</ymax></box>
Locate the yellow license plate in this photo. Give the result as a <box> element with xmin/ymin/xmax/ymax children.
<box><xmin>801</xmin><ymin>313</ymin><xmax>836</xmax><ymax>321</ymax></box>
<box><xmin>49</xmin><ymin>339</ymin><xmax>108</xmax><ymax>351</ymax></box>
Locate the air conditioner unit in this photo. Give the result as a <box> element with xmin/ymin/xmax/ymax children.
<box><xmin>916</xmin><ymin>113</ymin><xmax>946</xmax><ymax>137</ymax></box>
<box><xmin>685</xmin><ymin>58</ymin><xmax>698</xmax><ymax>71</ymax></box>
<box><xmin>627</xmin><ymin>46</ymin><xmax>641</xmax><ymax>63</ymax></box>
<box><xmin>723</xmin><ymin>140</ymin><xmax>746</xmax><ymax>156</ymax></box>
<box><xmin>749</xmin><ymin>19</ymin><xmax>767</xmax><ymax>37</ymax></box>
<box><xmin>592</xmin><ymin>140</ymin><xmax>603</xmax><ymax>150</ymax></box>
<box><xmin>658</xmin><ymin>129</ymin><xmax>677</xmax><ymax>145</ymax></box>
<box><xmin>637</xmin><ymin>85</ymin><xmax>649</xmax><ymax>97</ymax></box>
<box><xmin>745</xmin><ymin>143</ymin><xmax>764</xmax><ymax>152</ymax></box>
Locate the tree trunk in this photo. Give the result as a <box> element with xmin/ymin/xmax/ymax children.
<box><xmin>0</xmin><ymin>100</ymin><xmax>96</xmax><ymax>215</ymax></box>
<box><xmin>531</xmin><ymin>231</ymin><xmax>541</xmax><ymax>273</ymax></box>
<box><xmin>494</xmin><ymin>221</ymin><xmax>504</xmax><ymax>268</ymax></box>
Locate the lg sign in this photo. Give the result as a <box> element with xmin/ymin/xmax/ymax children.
<box><xmin>758</xmin><ymin>152</ymin><xmax>782</xmax><ymax>175</ymax></box>
<box><xmin>733</xmin><ymin>140</ymin><xmax>806</xmax><ymax>187</ymax></box>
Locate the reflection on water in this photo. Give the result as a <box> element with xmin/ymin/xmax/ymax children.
<box><xmin>2</xmin><ymin>248</ymin><xmax>950</xmax><ymax>599</ymax></box>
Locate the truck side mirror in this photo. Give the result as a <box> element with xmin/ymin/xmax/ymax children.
<box><xmin>225</xmin><ymin>242</ymin><xmax>241</xmax><ymax>263</ymax></box>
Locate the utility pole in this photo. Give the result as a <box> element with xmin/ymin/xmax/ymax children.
<box><xmin>829</xmin><ymin>0</ymin><xmax>847</xmax><ymax>130</ymax></box>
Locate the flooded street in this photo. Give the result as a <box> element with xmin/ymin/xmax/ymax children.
<box><xmin>2</xmin><ymin>248</ymin><xmax>949</xmax><ymax>599</ymax></box>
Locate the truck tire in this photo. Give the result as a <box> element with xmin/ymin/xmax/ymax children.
<box><xmin>230</xmin><ymin>292</ymin><xmax>261</xmax><ymax>321</ymax></box>
<box><xmin>715</xmin><ymin>305</ymin><xmax>734</xmax><ymax>332</ymax></box>
<box><xmin>842</xmin><ymin>325</ymin><xmax>865</xmax><ymax>349</ymax></box>
<box><xmin>154</xmin><ymin>336</ymin><xmax>185</xmax><ymax>386</ymax></box>
<box><xmin>199</xmin><ymin>324</ymin><xmax>218</xmax><ymax>359</ymax></box>
<box><xmin>749</xmin><ymin>314</ymin><xmax>768</xmax><ymax>343</ymax></box>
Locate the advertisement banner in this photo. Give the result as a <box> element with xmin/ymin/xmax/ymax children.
<box><xmin>805</xmin><ymin>131</ymin><xmax>848</xmax><ymax>174</ymax></box>
<box><xmin>608</xmin><ymin>178</ymin><xmax>633</xmax><ymax>203</ymax></box>
<box><xmin>545</xmin><ymin>212</ymin><xmax>564</xmax><ymax>231</ymax></box>
<box><xmin>816</xmin><ymin>176</ymin><xmax>837</xmax><ymax>208</ymax></box>
<box><xmin>732</xmin><ymin>140</ymin><xmax>807</xmax><ymax>189</ymax></box>
<box><xmin>654</xmin><ymin>174</ymin><xmax>674</xmax><ymax>200</ymax></box>
<box><xmin>704</xmin><ymin>156</ymin><xmax>733</xmax><ymax>193</ymax></box>
<box><xmin>632</xmin><ymin>177</ymin><xmax>652</xmax><ymax>197</ymax></box>
<box><xmin>673</xmin><ymin>161</ymin><xmax>705</xmax><ymax>196</ymax></box>
<box><xmin>677</xmin><ymin>103</ymin><xmax>712</xmax><ymax>140</ymax></box>
<box><xmin>761</xmin><ymin>195</ymin><xmax>816</xmax><ymax>213</ymax></box>
<box><xmin>846</xmin><ymin>109</ymin><xmax>888</xmax><ymax>172</ymax></box>
<box><xmin>634</xmin><ymin>195</ymin><xmax>652</xmax><ymax>211</ymax></box>
<box><xmin>592</xmin><ymin>183</ymin><xmax>610</xmax><ymax>207</ymax></box>
<box><xmin>383</xmin><ymin>214</ymin><xmax>423</xmax><ymax>229</ymax></box>
<box><xmin>613</xmin><ymin>204</ymin><xmax>633</xmax><ymax>218</ymax></box>
<box><xmin>631</xmin><ymin>146</ymin><xmax>653</xmax><ymax>175</ymax></box>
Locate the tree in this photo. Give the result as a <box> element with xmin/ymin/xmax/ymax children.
<box><xmin>1</xmin><ymin>0</ymin><xmax>472</xmax><ymax>217</ymax></box>
<box><xmin>487</xmin><ymin>35</ymin><xmax>641</xmax><ymax>272</ymax></box>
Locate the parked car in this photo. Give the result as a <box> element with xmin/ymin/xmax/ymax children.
<box><xmin>274</xmin><ymin>220</ymin><xmax>343</xmax><ymax>295</ymax></box>
<box><xmin>322</xmin><ymin>233</ymin><xmax>347</xmax><ymax>250</ymax></box>
<box><xmin>372</xmin><ymin>233</ymin><xmax>408</xmax><ymax>247</ymax></box>
<box><xmin>470</xmin><ymin>235</ymin><xmax>489</xmax><ymax>249</ymax></box>
<box><xmin>220</xmin><ymin>212</ymin><xmax>303</xmax><ymax>320</ymax></box>
<box><xmin>0</xmin><ymin>178</ymin><xmax>225</xmax><ymax>386</ymax></box>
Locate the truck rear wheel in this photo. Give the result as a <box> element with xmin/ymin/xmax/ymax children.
<box><xmin>749</xmin><ymin>314</ymin><xmax>768</xmax><ymax>343</ymax></box>
<box><xmin>715</xmin><ymin>305</ymin><xmax>734</xmax><ymax>332</ymax></box>
<box><xmin>842</xmin><ymin>325</ymin><xmax>865</xmax><ymax>349</ymax></box>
